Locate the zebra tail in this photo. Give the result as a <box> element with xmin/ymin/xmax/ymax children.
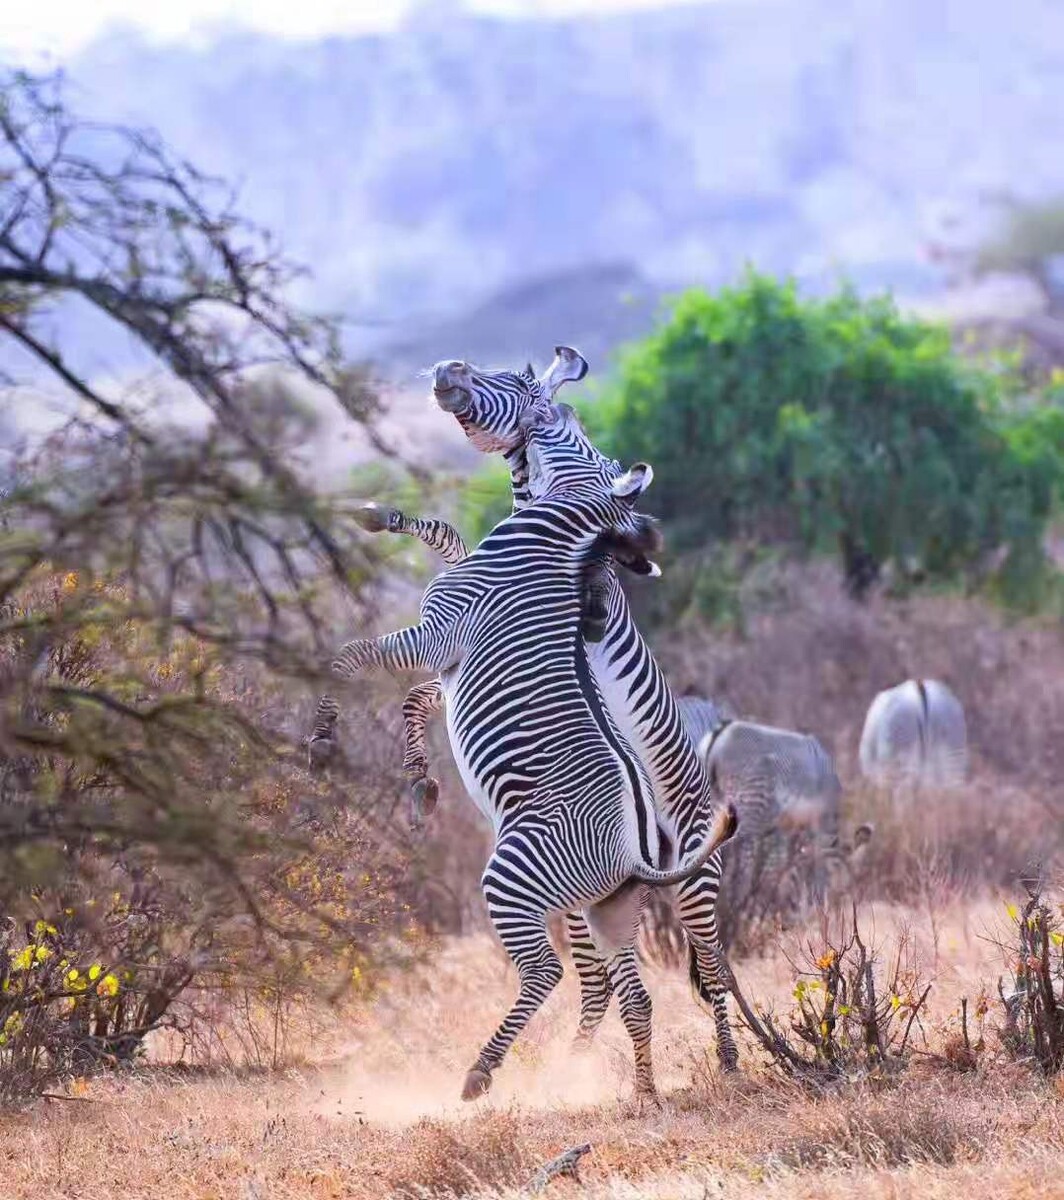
<box><xmin>629</xmin><ymin>802</ymin><xmax>738</xmax><ymax>889</ymax></box>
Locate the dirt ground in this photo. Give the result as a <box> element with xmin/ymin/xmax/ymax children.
<box><xmin>3</xmin><ymin>898</ymin><xmax>1063</xmax><ymax>1199</ymax></box>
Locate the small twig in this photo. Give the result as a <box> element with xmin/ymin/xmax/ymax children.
<box><xmin>41</xmin><ymin>1092</ymin><xmax>99</xmax><ymax>1104</ymax></box>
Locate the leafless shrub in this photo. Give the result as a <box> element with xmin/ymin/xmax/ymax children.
<box><xmin>724</xmin><ymin>906</ymin><xmax>931</xmax><ymax>1087</ymax></box>
<box><xmin>0</xmin><ymin>70</ymin><xmax>435</xmax><ymax>1102</ymax></box>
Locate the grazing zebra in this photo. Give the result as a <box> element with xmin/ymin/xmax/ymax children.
<box><xmin>326</xmin><ymin>411</ymin><xmax>737</xmax><ymax>1100</ymax></box>
<box><xmin>699</xmin><ymin>719</ymin><xmax>843</xmax><ymax>933</ymax></box>
<box><xmin>408</xmin><ymin>353</ymin><xmax>742</xmax><ymax>1072</ymax></box>
<box><xmin>859</xmin><ymin>678</ymin><xmax>968</xmax><ymax>788</ymax></box>
<box><xmin>675</xmin><ymin>695</ymin><xmax>735</xmax><ymax>753</ymax></box>
<box><xmin>641</xmin><ymin>706</ymin><xmax>870</xmax><ymax>955</ymax></box>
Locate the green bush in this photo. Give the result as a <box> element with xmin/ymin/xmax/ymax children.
<box><xmin>584</xmin><ymin>273</ymin><xmax>1064</xmax><ymax>600</ymax></box>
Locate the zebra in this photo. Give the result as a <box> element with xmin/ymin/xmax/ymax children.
<box><xmin>643</xmin><ymin>707</ymin><xmax>871</xmax><ymax>955</ymax></box>
<box><xmin>675</xmin><ymin>695</ymin><xmax>735</xmax><ymax>753</ymax></box>
<box><xmin>326</xmin><ymin>409</ymin><xmax>738</xmax><ymax>1101</ymax></box>
<box><xmin>361</xmin><ymin>351</ymin><xmax>744</xmax><ymax>1073</ymax></box>
<box><xmin>858</xmin><ymin>678</ymin><xmax>968</xmax><ymax>789</ymax></box>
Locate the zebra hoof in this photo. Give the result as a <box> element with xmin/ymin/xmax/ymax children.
<box><xmin>352</xmin><ymin>503</ymin><xmax>397</xmax><ymax>534</ymax></box>
<box><xmin>414</xmin><ymin>777</ymin><xmax>440</xmax><ymax>817</ymax></box>
<box><xmin>307</xmin><ymin>736</ymin><xmax>336</xmax><ymax>772</ymax></box>
<box><xmin>461</xmin><ymin>1068</ymin><xmax>492</xmax><ymax>1101</ymax></box>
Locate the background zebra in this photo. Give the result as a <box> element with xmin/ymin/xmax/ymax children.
<box><xmin>643</xmin><ymin>705</ymin><xmax>871</xmax><ymax>958</ymax></box>
<box><xmin>859</xmin><ymin>678</ymin><xmax>969</xmax><ymax>789</ymax></box>
<box><xmin>324</xmin><ymin>414</ymin><xmax>736</xmax><ymax>1101</ymax></box>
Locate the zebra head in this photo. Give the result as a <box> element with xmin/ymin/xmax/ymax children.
<box><xmin>431</xmin><ymin>346</ymin><xmax>589</xmax><ymax>453</ymax></box>
<box><xmin>523</xmin><ymin>403</ymin><xmax>663</xmax><ymax>569</ymax></box>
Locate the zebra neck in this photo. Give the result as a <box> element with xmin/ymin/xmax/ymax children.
<box><xmin>504</xmin><ymin>446</ymin><xmax>530</xmax><ymax>510</ymax></box>
<box><xmin>702</xmin><ymin>718</ymin><xmax>733</xmax><ymax>758</ymax></box>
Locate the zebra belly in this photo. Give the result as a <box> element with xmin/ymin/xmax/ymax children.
<box><xmin>439</xmin><ymin>664</ymin><xmax>500</xmax><ymax>831</ymax></box>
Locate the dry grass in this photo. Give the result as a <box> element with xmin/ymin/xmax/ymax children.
<box><xmin>3</xmin><ymin>900</ymin><xmax>1063</xmax><ymax>1199</ymax></box>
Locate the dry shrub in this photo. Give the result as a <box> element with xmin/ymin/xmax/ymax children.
<box><xmin>389</xmin><ymin>1113</ymin><xmax>532</xmax><ymax>1198</ymax></box>
<box><xmin>726</xmin><ymin>907</ymin><xmax>931</xmax><ymax>1086</ymax></box>
<box><xmin>847</xmin><ymin>778</ymin><xmax>1054</xmax><ymax>899</ymax></box>
<box><xmin>653</xmin><ymin>560</ymin><xmax>1064</xmax><ymax>895</ymax></box>
<box><xmin>996</xmin><ymin>878</ymin><xmax>1064</xmax><ymax>1075</ymax></box>
<box><xmin>655</xmin><ymin>559</ymin><xmax>1064</xmax><ymax>787</ymax></box>
<box><xmin>0</xmin><ymin>571</ymin><xmax>427</xmax><ymax>1099</ymax></box>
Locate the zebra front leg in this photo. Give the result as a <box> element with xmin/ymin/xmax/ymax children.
<box><xmin>331</xmin><ymin>624</ymin><xmax>444</xmax><ymax>679</ymax></box>
<box><xmin>677</xmin><ymin>859</ymin><xmax>739</xmax><ymax>1072</ymax></box>
<box><xmin>307</xmin><ymin>693</ymin><xmax>340</xmax><ymax>771</ymax></box>
<box><xmin>464</xmin><ymin>864</ymin><xmax>563</xmax><ymax>1100</ymax></box>
<box><xmin>401</xmin><ymin>678</ymin><xmax>445</xmax><ymax>828</ymax></box>
<box><xmin>354</xmin><ymin>503</ymin><xmax>469</xmax><ymax>566</ymax></box>
<box><xmin>566</xmin><ymin>912</ymin><xmax>615</xmax><ymax>1047</ymax></box>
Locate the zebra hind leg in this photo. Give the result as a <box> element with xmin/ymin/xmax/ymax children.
<box><xmin>606</xmin><ymin>946</ymin><xmax>657</xmax><ymax>1102</ymax></box>
<box><xmin>677</xmin><ymin>864</ymin><xmax>739</xmax><ymax>1072</ymax></box>
<box><xmin>464</xmin><ymin>883</ymin><xmax>562</xmax><ymax>1101</ymax></box>
<box><xmin>566</xmin><ymin>912</ymin><xmax>615</xmax><ymax>1048</ymax></box>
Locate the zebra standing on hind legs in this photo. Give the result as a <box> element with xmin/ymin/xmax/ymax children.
<box><xmin>321</xmin><ymin>407</ymin><xmax>738</xmax><ymax>1101</ymax></box>
<box><xmin>311</xmin><ymin>348</ymin><xmax>744</xmax><ymax>1075</ymax></box>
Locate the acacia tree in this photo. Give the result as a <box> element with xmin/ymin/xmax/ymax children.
<box><xmin>588</xmin><ymin>274</ymin><xmax>1061</xmax><ymax>603</ymax></box>
<box><xmin>0</xmin><ymin>70</ymin><xmax>422</xmax><ymax>1090</ymax></box>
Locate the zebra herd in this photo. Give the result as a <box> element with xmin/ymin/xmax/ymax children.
<box><xmin>306</xmin><ymin>346</ymin><xmax>971</xmax><ymax>1102</ymax></box>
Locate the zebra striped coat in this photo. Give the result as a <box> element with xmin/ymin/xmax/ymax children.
<box><xmin>330</xmin><ymin>424</ymin><xmax>736</xmax><ymax>1100</ymax></box>
<box><xmin>427</xmin><ymin>354</ymin><xmax>742</xmax><ymax>1069</ymax></box>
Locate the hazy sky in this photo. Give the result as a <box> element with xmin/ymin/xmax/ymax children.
<box><xmin>1</xmin><ymin>0</ymin><xmax>713</xmax><ymax>63</ymax></box>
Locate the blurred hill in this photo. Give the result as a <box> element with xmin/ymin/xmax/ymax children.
<box><xmin>60</xmin><ymin>0</ymin><xmax>1064</xmax><ymax>375</ymax></box>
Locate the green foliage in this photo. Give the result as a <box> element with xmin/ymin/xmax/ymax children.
<box><xmin>457</xmin><ymin>459</ymin><xmax>513</xmax><ymax>545</ymax></box>
<box><xmin>586</xmin><ymin>273</ymin><xmax>1064</xmax><ymax>601</ymax></box>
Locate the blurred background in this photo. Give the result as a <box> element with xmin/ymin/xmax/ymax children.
<box><xmin>4</xmin><ymin>0</ymin><xmax>1064</xmax><ymax>430</ymax></box>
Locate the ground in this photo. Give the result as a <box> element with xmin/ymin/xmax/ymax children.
<box><xmin>2</xmin><ymin>900</ymin><xmax>1063</xmax><ymax>1199</ymax></box>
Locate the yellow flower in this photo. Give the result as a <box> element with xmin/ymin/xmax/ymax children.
<box><xmin>815</xmin><ymin>951</ymin><xmax>836</xmax><ymax>970</ymax></box>
<box><xmin>34</xmin><ymin>920</ymin><xmax>57</xmax><ymax>937</ymax></box>
<box><xmin>890</xmin><ymin>994</ymin><xmax>902</xmax><ymax>1011</ymax></box>
<box><xmin>96</xmin><ymin>974</ymin><xmax>119</xmax><ymax>998</ymax></box>
<box><xmin>34</xmin><ymin>946</ymin><xmax>52</xmax><ymax>964</ymax></box>
<box><xmin>10</xmin><ymin>946</ymin><xmax>33</xmax><ymax>972</ymax></box>
<box><xmin>837</xmin><ymin>1004</ymin><xmax>851</xmax><ymax>1016</ymax></box>
<box><xmin>88</xmin><ymin>964</ymin><xmax>102</xmax><ymax>982</ymax></box>
<box><xmin>1050</xmin><ymin>932</ymin><xmax>1064</xmax><ymax>947</ymax></box>
<box><xmin>1005</xmin><ymin>902</ymin><xmax>1019</xmax><ymax>921</ymax></box>
<box><xmin>61</xmin><ymin>571</ymin><xmax>79</xmax><ymax>593</ymax></box>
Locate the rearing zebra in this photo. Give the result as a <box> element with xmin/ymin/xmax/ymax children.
<box><xmin>317</xmin><ymin>349</ymin><xmax>743</xmax><ymax>1073</ymax></box>
<box><xmin>328</xmin><ymin>410</ymin><xmax>737</xmax><ymax>1100</ymax></box>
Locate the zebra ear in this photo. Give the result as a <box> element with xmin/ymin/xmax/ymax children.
<box><xmin>611</xmin><ymin>462</ymin><xmax>653</xmax><ymax>500</ymax></box>
<box><xmin>538</xmin><ymin>346</ymin><xmax>588</xmax><ymax>397</ymax></box>
<box><xmin>517</xmin><ymin>402</ymin><xmax>561</xmax><ymax>434</ymax></box>
<box><xmin>524</xmin><ymin>361</ymin><xmax>535</xmax><ymax>379</ymax></box>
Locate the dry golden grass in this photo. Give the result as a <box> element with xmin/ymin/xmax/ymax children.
<box><xmin>3</xmin><ymin>899</ymin><xmax>1063</xmax><ymax>1199</ymax></box>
